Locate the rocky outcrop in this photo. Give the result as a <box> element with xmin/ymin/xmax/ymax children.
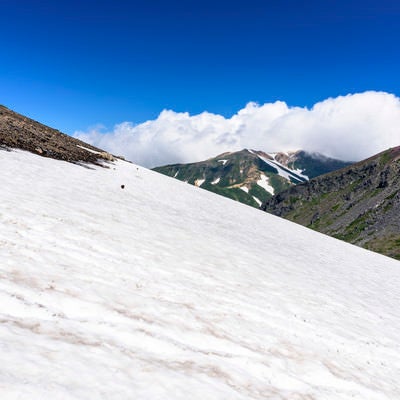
<box><xmin>0</xmin><ymin>105</ymin><xmax>115</xmax><ymax>165</ymax></box>
<box><xmin>262</xmin><ymin>147</ymin><xmax>400</xmax><ymax>260</ymax></box>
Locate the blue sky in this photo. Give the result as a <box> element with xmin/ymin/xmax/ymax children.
<box><xmin>1</xmin><ymin>0</ymin><xmax>400</xmax><ymax>136</ymax></box>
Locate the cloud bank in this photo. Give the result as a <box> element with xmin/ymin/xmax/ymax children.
<box><xmin>74</xmin><ymin>91</ymin><xmax>400</xmax><ymax>168</ymax></box>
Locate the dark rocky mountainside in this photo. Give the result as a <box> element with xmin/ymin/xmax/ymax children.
<box><xmin>153</xmin><ymin>149</ymin><xmax>351</xmax><ymax>208</ymax></box>
<box><xmin>0</xmin><ymin>105</ymin><xmax>115</xmax><ymax>165</ymax></box>
<box><xmin>262</xmin><ymin>147</ymin><xmax>400</xmax><ymax>260</ymax></box>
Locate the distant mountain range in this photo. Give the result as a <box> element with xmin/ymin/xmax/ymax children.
<box><xmin>262</xmin><ymin>146</ymin><xmax>400</xmax><ymax>260</ymax></box>
<box><xmin>153</xmin><ymin>149</ymin><xmax>352</xmax><ymax>207</ymax></box>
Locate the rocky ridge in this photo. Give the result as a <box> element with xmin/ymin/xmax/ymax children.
<box><xmin>0</xmin><ymin>105</ymin><xmax>115</xmax><ymax>165</ymax></box>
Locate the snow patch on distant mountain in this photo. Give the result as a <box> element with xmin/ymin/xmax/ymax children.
<box><xmin>76</xmin><ymin>145</ymin><xmax>102</xmax><ymax>155</ymax></box>
<box><xmin>257</xmin><ymin>154</ymin><xmax>306</xmax><ymax>183</ymax></box>
<box><xmin>257</xmin><ymin>174</ymin><xmax>275</xmax><ymax>195</ymax></box>
<box><xmin>195</xmin><ymin>178</ymin><xmax>205</xmax><ymax>187</ymax></box>
<box><xmin>252</xmin><ymin>196</ymin><xmax>262</xmax><ymax>206</ymax></box>
<box><xmin>248</xmin><ymin>149</ymin><xmax>309</xmax><ymax>183</ymax></box>
<box><xmin>292</xmin><ymin>167</ymin><xmax>309</xmax><ymax>179</ymax></box>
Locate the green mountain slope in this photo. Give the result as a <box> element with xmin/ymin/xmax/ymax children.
<box><xmin>153</xmin><ymin>149</ymin><xmax>351</xmax><ymax>208</ymax></box>
<box><xmin>262</xmin><ymin>147</ymin><xmax>400</xmax><ymax>260</ymax></box>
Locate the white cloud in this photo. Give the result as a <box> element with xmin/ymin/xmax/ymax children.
<box><xmin>74</xmin><ymin>91</ymin><xmax>400</xmax><ymax>168</ymax></box>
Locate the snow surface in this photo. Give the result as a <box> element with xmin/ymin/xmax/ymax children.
<box><xmin>218</xmin><ymin>159</ymin><xmax>228</xmax><ymax>165</ymax></box>
<box><xmin>257</xmin><ymin>155</ymin><xmax>305</xmax><ymax>183</ymax></box>
<box><xmin>211</xmin><ymin>177</ymin><xmax>220</xmax><ymax>185</ymax></box>
<box><xmin>291</xmin><ymin>168</ymin><xmax>309</xmax><ymax>180</ymax></box>
<box><xmin>248</xmin><ymin>150</ymin><xmax>308</xmax><ymax>183</ymax></box>
<box><xmin>1</xmin><ymin>149</ymin><xmax>400</xmax><ymax>400</ymax></box>
<box><xmin>256</xmin><ymin>174</ymin><xmax>275</xmax><ymax>195</ymax></box>
<box><xmin>76</xmin><ymin>145</ymin><xmax>102</xmax><ymax>155</ymax></box>
<box><xmin>252</xmin><ymin>196</ymin><xmax>262</xmax><ymax>206</ymax></box>
<box><xmin>240</xmin><ymin>186</ymin><xmax>249</xmax><ymax>193</ymax></box>
<box><xmin>268</xmin><ymin>155</ymin><xmax>309</xmax><ymax>182</ymax></box>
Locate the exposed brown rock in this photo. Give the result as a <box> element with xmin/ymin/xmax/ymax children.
<box><xmin>0</xmin><ymin>105</ymin><xmax>115</xmax><ymax>166</ymax></box>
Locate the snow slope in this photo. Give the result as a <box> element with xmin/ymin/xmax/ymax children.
<box><xmin>1</xmin><ymin>149</ymin><xmax>399</xmax><ymax>400</ymax></box>
<box><xmin>257</xmin><ymin>174</ymin><xmax>275</xmax><ymax>195</ymax></box>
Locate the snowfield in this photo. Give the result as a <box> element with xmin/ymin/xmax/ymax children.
<box><xmin>257</xmin><ymin>174</ymin><xmax>275</xmax><ymax>195</ymax></box>
<box><xmin>0</xmin><ymin>148</ymin><xmax>399</xmax><ymax>400</ymax></box>
<box><xmin>257</xmin><ymin>154</ymin><xmax>307</xmax><ymax>183</ymax></box>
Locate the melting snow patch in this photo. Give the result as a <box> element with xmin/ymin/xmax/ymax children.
<box><xmin>76</xmin><ymin>145</ymin><xmax>101</xmax><ymax>155</ymax></box>
<box><xmin>174</xmin><ymin>170</ymin><xmax>179</xmax><ymax>178</ymax></box>
<box><xmin>218</xmin><ymin>159</ymin><xmax>228</xmax><ymax>165</ymax></box>
<box><xmin>252</xmin><ymin>196</ymin><xmax>262</xmax><ymax>206</ymax></box>
<box><xmin>240</xmin><ymin>186</ymin><xmax>249</xmax><ymax>193</ymax></box>
<box><xmin>258</xmin><ymin>155</ymin><xmax>305</xmax><ymax>183</ymax></box>
<box><xmin>211</xmin><ymin>177</ymin><xmax>220</xmax><ymax>185</ymax></box>
<box><xmin>293</xmin><ymin>168</ymin><xmax>309</xmax><ymax>180</ymax></box>
<box><xmin>195</xmin><ymin>178</ymin><xmax>205</xmax><ymax>187</ymax></box>
<box><xmin>257</xmin><ymin>174</ymin><xmax>275</xmax><ymax>195</ymax></box>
